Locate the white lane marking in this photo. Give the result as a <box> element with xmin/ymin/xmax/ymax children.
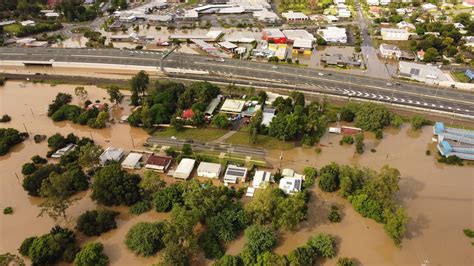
<box><xmin>407</xmin><ymin>100</ymin><xmax>413</xmax><ymax>103</ymax></box>
<box><xmin>400</xmin><ymin>99</ymin><xmax>405</xmax><ymax>102</ymax></box>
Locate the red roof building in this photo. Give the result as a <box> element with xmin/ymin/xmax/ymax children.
<box><xmin>145</xmin><ymin>155</ymin><xmax>173</xmax><ymax>172</ymax></box>
<box><xmin>182</xmin><ymin>108</ymin><xmax>195</xmax><ymax>120</ymax></box>
<box><xmin>47</xmin><ymin>0</ymin><xmax>62</xmax><ymax>7</ymax></box>
<box><xmin>262</xmin><ymin>28</ymin><xmax>287</xmax><ymax>44</ymax></box>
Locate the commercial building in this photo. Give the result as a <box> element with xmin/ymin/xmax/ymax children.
<box><xmin>433</xmin><ymin>122</ymin><xmax>474</xmax><ymax>160</ymax></box>
<box><xmin>262</xmin><ymin>28</ymin><xmax>287</xmax><ymax>44</ymax></box>
<box><xmin>173</xmin><ymin>158</ymin><xmax>196</xmax><ymax>180</ymax></box>
<box><xmin>282</xmin><ymin>30</ymin><xmax>315</xmax><ymax>43</ymax></box>
<box><xmin>121</xmin><ymin>152</ymin><xmax>143</xmax><ymax>169</ymax></box>
<box><xmin>253</xmin><ymin>9</ymin><xmax>279</xmax><ymax>23</ymax></box>
<box><xmin>381</xmin><ymin>28</ymin><xmax>410</xmax><ymax>41</ymax></box>
<box><xmin>220</xmin><ymin>99</ymin><xmax>246</xmax><ymax>114</ymax></box>
<box><xmin>318</xmin><ymin>27</ymin><xmax>347</xmax><ymax>43</ymax></box>
<box><xmin>100</xmin><ymin>147</ymin><xmax>125</xmax><ymax>165</ymax></box>
<box><xmin>398</xmin><ymin>61</ymin><xmax>449</xmax><ymax>84</ymax></box>
<box><xmin>292</xmin><ymin>38</ymin><xmax>313</xmax><ymax>54</ymax></box>
<box><xmin>282</xmin><ymin>11</ymin><xmax>308</xmax><ymax>21</ymax></box>
<box><xmin>379</xmin><ymin>43</ymin><xmax>402</xmax><ymax>59</ymax></box>
<box><xmin>223</xmin><ymin>165</ymin><xmax>248</xmax><ymax>184</ymax></box>
<box><xmin>218</xmin><ymin>41</ymin><xmax>238</xmax><ymax>52</ymax></box>
<box><xmin>252</xmin><ymin>170</ymin><xmax>273</xmax><ymax>188</ymax></box>
<box><xmin>197</xmin><ymin>162</ymin><xmax>222</xmax><ymax>179</ymax></box>
<box><xmin>321</xmin><ymin>53</ymin><xmax>361</xmax><ymax>67</ymax></box>
<box><xmin>145</xmin><ymin>155</ymin><xmax>172</xmax><ymax>172</ymax></box>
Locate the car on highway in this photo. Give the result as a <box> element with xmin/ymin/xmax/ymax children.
<box><xmin>272</xmin><ymin>66</ymin><xmax>278</xmax><ymax>69</ymax></box>
<box><xmin>318</xmin><ymin>72</ymin><xmax>324</xmax><ymax>76</ymax></box>
<box><xmin>49</xmin><ymin>59</ymin><xmax>55</xmax><ymax>62</ymax></box>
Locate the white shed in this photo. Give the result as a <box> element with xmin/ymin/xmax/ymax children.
<box><xmin>173</xmin><ymin>158</ymin><xmax>196</xmax><ymax>179</ymax></box>
<box><xmin>121</xmin><ymin>152</ymin><xmax>143</xmax><ymax>169</ymax></box>
<box><xmin>197</xmin><ymin>162</ymin><xmax>222</xmax><ymax>179</ymax></box>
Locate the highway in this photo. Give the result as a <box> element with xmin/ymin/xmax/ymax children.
<box><xmin>0</xmin><ymin>47</ymin><xmax>473</xmax><ymax>117</ymax></box>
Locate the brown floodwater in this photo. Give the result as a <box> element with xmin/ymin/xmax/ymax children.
<box><xmin>1</xmin><ymin>81</ymin><xmax>473</xmax><ymax>266</ymax></box>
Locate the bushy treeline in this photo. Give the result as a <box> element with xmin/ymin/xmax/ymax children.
<box><xmin>0</xmin><ymin>128</ymin><xmax>28</xmax><ymax>156</ymax></box>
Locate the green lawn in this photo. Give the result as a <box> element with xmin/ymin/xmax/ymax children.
<box><xmin>3</xmin><ymin>23</ymin><xmax>21</xmax><ymax>35</ymax></box>
<box><xmin>225</xmin><ymin>131</ymin><xmax>295</xmax><ymax>150</ymax></box>
<box><xmin>452</xmin><ymin>71</ymin><xmax>470</xmax><ymax>83</ymax></box>
<box><xmin>154</xmin><ymin>127</ymin><xmax>228</xmax><ymax>142</ymax></box>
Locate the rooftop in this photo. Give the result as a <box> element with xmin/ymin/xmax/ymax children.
<box><xmin>220</xmin><ymin>99</ymin><xmax>246</xmax><ymax>113</ymax></box>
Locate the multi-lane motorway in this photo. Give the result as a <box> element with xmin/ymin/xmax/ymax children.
<box><xmin>1</xmin><ymin>47</ymin><xmax>473</xmax><ymax>117</ymax></box>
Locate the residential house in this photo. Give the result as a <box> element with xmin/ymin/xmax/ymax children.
<box><xmin>422</xmin><ymin>3</ymin><xmax>438</xmax><ymax>12</ymax></box>
<box><xmin>398</xmin><ymin>61</ymin><xmax>450</xmax><ymax>84</ymax></box>
<box><xmin>397</xmin><ymin>21</ymin><xmax>416</xmax><ymax>31</ymax></box>
<box><xmin>279</xmin><ymin>176</ymin><xmax>303</xmax><ymax>194</ymax></box>
<box><xmin>379</xmin><ymin>43</ymin><xmax>402</xmax><ymax>59</ymax></box>
<box><xmin>51</xmin><ymin>144</ymin><xmax>76</xmax><ymax>159</ymax></box>
<box><xmin>173</xmin><ymin>158</ymin><xmax>196</xmax><ymax>180</ymax></box>
<box><xmin>380</xmin><ymin>0</ymin><xmax>390</xmax><ymax>5</ymax></box>
<box><xmin>282</xmin><ymin>11</ymin><xmax>308</xmax><ymax>21</ymax></box>
<box><xmin>261</xmin><ymin>108</ymin><xmax>276</xmax><ymax>126</ymax></box>
<box><xmin>381</xmin><ymin>28</ymin><xmax>410</xmax><ymax>41</ymax></box>
<box><xmin>20</xmin><ymin>20</ymin><xmax>35</xmax><ymax>27</ymax></box>
<box><xmin>252</xmin><ymin>171</ymin><xmax>273</xmax><ymax>188</ymax></box>
<box><xmin>121</xmin><ymin>152</ymin><xmax>143</xmax><ymax>169</ymax></box>
<box><xmin>99</xmin><ymin>147</ymin><xmax>125</xmax><ymax>165</ymax></box>
<box><xmin>145</xmin><ymin>155</ymin><xmax>172</xmax><ymax>172</ymax></box>
<box><xmin>220</xmin><ymin>99</ymin><xmax>246</xmax><ymax>114</ymax></box>
<box><xmin>223</xmin><ymin>165</ymin><xmax>248</xmax><ymax>184</ymax></box>
<box><xmin>369</xmin><ymin>6</ymin><xmax>382</xmax><ymax>17</ymax></box>
<box><xmin>367</xmin><ymin>0</ymin><xmax>379</xmax><ymax>5</ymax></box>
<box><xmin>196</xmin><ymin>162</ymin><xmax>222</xmax><ymax>179</ymax></box>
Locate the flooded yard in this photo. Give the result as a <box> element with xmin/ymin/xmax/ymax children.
<box><xmin>1</xmin><ymin>81</ymin><xmax>473</xmax><ymax>265</ymax></box>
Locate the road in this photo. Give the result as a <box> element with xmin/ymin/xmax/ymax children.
<box><xmin>146</xmin><ymin>137</ymin><xmax>266</xmax><ymax>158</ymax></box>
<box><xmin>0</xmin><ymin>47</ymin><xmax>473</xmax><ymax>117</ymax></box>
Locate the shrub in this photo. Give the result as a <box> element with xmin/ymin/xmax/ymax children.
<box><xmin>337</xmin><ymin>257</ymin><xmax>355</xmax><ymax>266</ymax></box>
<box><xmin>464</xmin><ymin>229</ymin><xmax>474</xmax><ymax>238</ymax></box>
<box><xmin>328</xmin><ymin>206</ymin><xmax>341</xmax><ymax>223</ymax></box>
<box><xmin>240</xmin><ymin>225</ymin><xmax>277</xmax><ymax>265</ymax></box>
<box><xmin>34</xmin><ymin>134</ymin><xmax>47</xmax><ymax>143</ymax></box>
<box><xmin>31</xmin><ymin>155</ymin><xmax>48</xmax><ymax>164</ymax></box>
<box><xmin>76</xmin><ymin>209</ymin><xmax>119</xmax><ymax>236</ymax></box>
<box><xmin>425</xmin><ymin>150</ymin><xmax>431</xmax><ymax>156</ymax></box>
<box><xmin>287</xmin><ymin>246</ymin><xmax>317</xmax><ymax>266</ymax></box>
<box><xmin>0</xmin><ymin>114</ymin><xmax>11</xmax><ymax>122</ymax></box>
<box><xmin>73</xmin><ymin>242</ymin><xmax>109</xmax><ymax>266</ymax></box>
<box><xmin>3</xmin><ymin>207</ymin><xmax>13</xmax><ymax>215</ymax></box>
<box><xmin>340</xmin><ymin>136</ymin><xmax>354</xmax><ymax>145</ymax></box>
<box><xmin>307</xmin><ymin>234</ymin><xmax>336</xmax><ymax>258</ymax></box>
<box><xmin>199</xmin><ymin>231</ymin><xmax>225</xmax><ymax>259</ymax></box>
<box><xmin>18</xmin><ymin>236</ymin><xmax>37</xmax><ymax>256</ymax></box>
<box><xmin>319</xmin><ymin>172</ymin><xmax>339</xmax><ymax>192</ymax></box>
<box><xmin>411</xmin><ymin>115</ymin><xmax>430</xmax><ymax>131</ymax></box>
<box><xmin>129</xmin><ymin>200</ymin><xmax>151</xmax><ymax>215</ymax></box>
<box><xmin>375</xmin><ymin>129</ymin><xmax>383</xmax><ymax>140</ymax></box>
<box><xmin>125</xmin><ymin>222</ymin><xmax>166</xmax><ymax>257</ymax></box>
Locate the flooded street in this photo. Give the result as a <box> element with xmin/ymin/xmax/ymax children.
<box><xmin>1</xmin><ymin>81</ymin><xmax>473</xmax><ymax>265</ymax></box>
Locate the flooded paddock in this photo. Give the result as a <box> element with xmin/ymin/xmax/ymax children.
<box><xmin>1</xmin><ymin>81</ymin><xmax>473</xmax><ymax>265</ymax></box>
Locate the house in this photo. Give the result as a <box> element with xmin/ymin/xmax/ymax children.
<box><xmin>397</xmin><ymin>21</ymin><xmax>416</xmax><ymax>31</ymax></box>
<box><xmin>319</xmin><ymin>27</ymin><xmax>347</xmax><ymax>43</ymax></box>
<box><xmin>380</xmin><ymin>0</ymin><xmax>390</xmax><ymax>5</ymax></box>
<box><xmin>51</xmin><ymin>144</ymin><xmax>77</xmax><ymax>159</ymax></box>
<box><xmin>279</xmin><ymin>176</ymin><xmax>303</xmax><ymax>194</ymax></box>
<box><xmin>454</xmin><ymin>23</ymin><xmax>465</xmax><ymax>30</ymax></box>
<box><xmin>262</xmin><ymin>28</ymin><xmax>287</xmax><ymax>44</ymax></box>
<box><xmin>381</xmin><ymin>28</ymin><xmax>410</xmax><ymax>41</ymax></box>
<box><xmin>205</xmin><ymin>97</ymin><xmax>221</xmax><ymax>115</ymax></box>
<box><xmin>334</xmin><ymin>0</ymin><xmax>345</xmax><ymax>3</ymax></box>
<box><xmin>422</xmin><ymin>3</ymin><xmax>437</xmax><ymax>12</ymax></box>
<box><xmin>464</xmin><ymin>69</ymin><xmax>474</xmax><ymax>81</ymax></box>
<box><xmin>182</xmin><ymin>108</ymin><xmax>195</xmax><ymax>120</ymax></box>
<box><xmin>99</xmin><ymin>147</ymin><xmax>125</xmax><ymax>165</ymax></box>
<box><xmin>86</xmin><ymin>103</ymin><xmax>106</xmax><ymax>111</ymax></box>
<box><xmin>45</xmin><ymin>12</ymin><xmax>60</xmax><ymax>18</ymax></box>
<box><xmin>369</xmin><ymin>6</ymin><xmax>382</xmax><ymax>17</ymax></box>
<box><xmin>220</xmin><ymin>99</ymin><xmax>246</xmax><ymax>114</ymax></box>
<box><xmin>463</xmin><ymin>0</ymin><xmax>474</xmax><ymax>7</ymax></box>
<box><xmin>292</xmin><ymin>38</ymin><xmax>313</xmax><ymax>54</ymax></box>
<box><xmin>338</xmin><ymin>8</ymin><xmax>351</xmax><ymax>18</ymax></box>
<box><xmin>379</xmin><ymin>43</ymin><xmax>402</xmax><ymax>59</ymax></box>
<box><xmin>326</xmin><ymin>15</ymin><xmax>338</xmax><ymax>22</ymax></box>
<box><xmin>282</xmin><ymin>11</ymin><xmax>308</xmax><ymax>21</ymax></box>
<box><xmin>252</xmin><ymin>171</ymin><xmax>273</xmax><ymax>188</ymax></box>
<box><xmin>261</xmin><ymin>107</ymin><xmax>276</xmax><ymax>126</ymax></box>
<box><xmin>396</xmin><ymin>8</ymin><xmax>407</xmax><ymax>15</ymax></box>
<box><xmin>173</xmin><ymin>158</ymin><xmax>196</xmax><ymax>180</ymax></box>
<box><xmin>20</xmin><ymin>20</ymin><xmax>35</xmax><ymax>27</ymax></box>
<box><xmin>121</xmin><ymin>152</ymin><xmax>143</xmax><ymax>169</ymax></box>
<box><xmin>367</xmin><ymin>0</ymin><xmax>379</xmax><ymax>5</ymax></box>
<box><xmin>184</xmin><ymin>9</ymin><xmax>199</xmax><ymax>20</ymax></box>
<box><xmin>197</xmin><ymin>162</ymin><xmax>222</xmax><ymax>179</ymax></box>
<box><xmin>398</xmin><ymin>61</ymin><xmax>450</xmax><ymax>84</ymax></box>
<box><xmin>223</xmin><ymin>165</ymin><xmax>248</xmax><ymax>184</ymax></box>
<box><xmin>145</xmin><ymin>155</ymin><xmax>172</xmax><ymax>172</ymax></box>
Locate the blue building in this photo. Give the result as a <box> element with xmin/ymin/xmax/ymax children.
<box><xmin>464</xmin><ymin>69</ymin><xmax>474</xmax><ymax>82</ymax></box>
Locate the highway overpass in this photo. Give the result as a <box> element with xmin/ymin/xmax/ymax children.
<box><xmin>1</xmin><ymin>47</ymin><xmax>473</xmax><ymax>118</ymax></box>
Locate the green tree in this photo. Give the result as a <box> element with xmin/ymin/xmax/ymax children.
<box><xmin>91</xmin><ymin>164</ymin><xmax>142</xmax><ymax>206</ymax></box>
<box><xmin>18</xmin><ymin>236</ymin><xmax>37</xmax><ymax>256</ymax></box>
<box><xmin>107</xmin><ymin>86</ymin><xmax>124</xmax><ymax>105</ymax></box>
<box><xmin>22</xmin><ymin>162</ymin><xmax>37</xmax><ymax>175</ymax></box>
<box><xmin>255</xmin><ymin>251</ymin><xmax>287</xmax><ymax>266</ymax></box>
<box><xmin>319</xmin><ymin>172</ymin><xmax>339</xmax><ymax>192</ymax></box>
<box><xmin>140</xmin><ymin>170</ymin><xmax>165</xmax><ymax>193</ymax></box>
<box><xmin>74</xmin><ymin>87</ymin><xmax>88</xmax><ymax>100</ymax></box>
<box><xmin>131</xmin><ymin>70</ymin><xmax>149</xmax><ymax>98</ymax></box>
<box><xmin>287</xmin><ymin>246</ymin><xmax>317</xmax><ymax>266</ymax></box>
<box><xmin>355</xmin><ymin>133</ymin><xmax>364</xmax><ymax>154</ymax></box>
<box><xmin>337</xmin><ymin>257</ymin><xmax>355</xmax><ymax>266</ymax></box>
<box><xmin>22</xmin><ymin>164</ymin><xmax>62</xmax><ymax>196</ymax></box>
<box><xmin>125</xmin><ymin>222</ymin><xmax>166</xmax><ymax>257</ymax></box>
<box><xmin>383</xmin><ymin>207</ymin><xmax>408</xmax><ymax>246</ymax></box>
<box><xmin>354</xmin><ymin>103</ymin><xmax>392</xmax><ymax>132</ymax></box>
<box><xmin>411</xmin><ymin>115</ymin><xmax>430</xmax><ymax>131</ymax></box>
<box><xmin>76</xmin><ymin>209</ymin><xmax>119</xmax><ymax>236</ymax></box>
<box><xmin>423</xmin><ymin>47</ymin><xmax>439</xmax><ymax>62</ymax></box>
<box><xmin>212</xmin><ymin>113</ymin><xmax>232</xmax><ymax>129</ymax></box>
<box><xmin>307</xmin><ymin>234</ymin><xmax>336</xmax><ymax>258</ymax></box>
<box><xmin>78</xmin><ymin>142</ymin><xmax>103</xmax><ymax>169</ymax></box>
<box><xmin>240</xmin><ymin>225</ymin><xmax>277</xmax><ymax>265</ymax></box>
<box><xmin>73</xmin><ymin>242</ymin><xmax>109</xmax><ymax>266</ymax></box>
<box><xmin>0</xmin><ymin>253</ymin><xmax>25</xmax><ymax>266</ymax></box>
<box><xmin>214</xmin><ymin>255</ymin><xmax>242</xmax><ymax>266</ymax></box>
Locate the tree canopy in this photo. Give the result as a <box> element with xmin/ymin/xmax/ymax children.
<box><xmin>76</xmin><ymin>209</ymin><xmax>119</xmax><ymax>236</ymax></box>
<box><xmin>73</xmin><ymin>242</ymin><xmax>109</xmax><ymax>266</ymax></box>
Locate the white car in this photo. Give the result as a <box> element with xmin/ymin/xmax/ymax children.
<box><xmin>318</xmin><ymin>72</ymin><xmax>324</xmax><ymax>76</ymax></box>
<box><xmin>49</xmin><ymin>59</ymin><xmax>55</xmax><ymax>62</ymax></box>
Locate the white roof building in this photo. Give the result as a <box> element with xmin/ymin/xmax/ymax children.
<box><xmin>279</xmin><ymin>176</ymin><xmax>303</xmax><ymax>194</ymax></box>
<box><xmin>262</xmin><ymin>108</ymin><xmax>276</xmax><ymax>126</ymax></box>
<box><xmin>282</xmin><ymin>29</ymin><xmax>315</xmax><ymax>42</ymax></box>
<box><xmin>223</xmin><ymin>165</ymin><xmax>248</xmax><ymax>184</ymax></box>
<box><xmin>380</xmin><ymin>0</ymin><xmax>391</xmax><ymax>5</ymax></box>
<box><xmin>45</xmin><ymin>12</ymin><xmax>59</xmax><ymax>18</ymax></box>
<box><xmin>282</xmin><ymin>11</ymin><xmax>308</xmax><ymax>21</ymax></box>
<box><xmin>379</xmin><ymin>43</ymin><xmax>402</xmax><ymax>59</ymax></box>
<box><xmin>121</xmin><ymin>152</ymin><xmax>143</xmax><ymax>169</ymax></box>
<box><xmin>397</xmin><ymin>21</ymin><xmax>416</xmax><ymax>31</ymax></box>
<box><xmin>20</xmin><ymin>20</ymin><xmax>35</xmax><ymax>27</ymax></box>
<box><xmin>293</xmin><ymin>38</ymin><xmax>313</xmax><ymax>49</ymax></box>
<box><xmin>398</xmin><ymin>61</ymin><xmax>450</xmax><ymax>84</ymax></box>
<box><xmin>218</xmin><ymin>41</ymin><xmax>238</xmax><ymax>50</ymax></box>
<box><xmin>367</xmin><ymin>0</ymin><xmax>380</xmax><ymax>5</ymax></box>
<box><xmin>319</xmin><ymin>27</ymin><xmax>347</xmax><ymax>43</ymax></box>
<box><xmin>197</xmin><ymin>162</ymin><xmax>222</xmax><ymax>179</ymax></box>
<box><xmin>220</xmin><ymin>99</ymin><xmax>246</xmax><ymax>114</ymax></box>
<box><xmin>246</xmin><ymin>187</ymin><xmax>256</xmax><ymax>197</ymax></box>
<box><xmin>422</xmin><ymin>3</ymin><xmax>438</xmax><ymax>11</ymax></box>
<box><xmin>252</xmin><ymin>170</ymin><xmax>273</xmax><ymax>188</ymax></box>
<box><xmin>184</xmin><ymin>9</ymin><xmax>199</xmax><ymax>19</ymax></box>
<box><xmin>381</xmin><ymin>28</ymin><xmax>410</xmax><ymax>41</ymax></box>
<box><xmin>253</xmin><ymin>9</ymin><xmax>279</xmax><ymax>23</ymax></box>
<box><xmin>99</xmin><ymin>147</ymin><xmax>125</xmax><ymax>165</ymax></box>
<box><xmin>51</xmin><ymin>144</ymin><xmax>77</xmax><ymax>159</ymax></box>
<box><xmin>173</xmin><ymin>158</ymin><xmax>196</xmax><ymax>180</ymax></box>
<box><xmin>338</xmin><ymin>8</ymin><xmax>351</xmax><ymax>18</ymax></box>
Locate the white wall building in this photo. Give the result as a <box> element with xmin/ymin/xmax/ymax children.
<box><xmin>121</xmin><ymin>152</ymin><xmax>143</xmax><ymax>169</ymax></box>
<box><xmin>99</xmin><ymin>147</ymin><xmax>124</xmax><ymax>165</ymax></box>
<box><xmin>282</xmin><ymin>11</ymin><xmax>308</xmax><ymax>21</ymax></box>
<box><xmin>367</xmin><ymin>0</ymin><xmax>380</xmax><ymax>6</ymax></box>
<box><xmin>252</xmin><ymin>171</ymin><xmax>273</xmax><ymax>188</ymax></box>
<box><xmin>319</xmin><ymin>27</ymin><xmax>347</xmax><ymax>43</ymax></box>
<box><xmin>279</xmin><ymin>176</ymin><xmax>303</xmax><ymax>194</ymax></box>
<box><xmin>223</xmin><ymin>165</ymin><xmax>248</xmax><ymax>184</ymax></box>
<box><xmin>379</xmin><ymin>43</ymin><xmax>402</xmax><ymax>59</ymax></box>
<box><xmin>381</xmin><ymin>28</ymin><xmax>410</xmax><ymax>41</ymax></box>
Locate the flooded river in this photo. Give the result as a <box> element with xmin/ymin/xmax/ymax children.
<box><xmin>1</xmin><ymin>81</ymin><xmax>473</xmax><ymax>265</ymax></box>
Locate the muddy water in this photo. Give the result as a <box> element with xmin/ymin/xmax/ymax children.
<box><xmin>261</xmin><ymin>125</ymin><xmax>474</xmax><ymax>266</ymax></box>
<box><xmin>1</xmin><ymin>81</ymin><xmax>473</xmax><ymax>265</ymax></box>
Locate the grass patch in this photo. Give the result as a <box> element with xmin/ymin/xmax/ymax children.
<box><xmin>154</xmin><ymin>127</ymin><xmax>228</xmax><ymax>142</ymax></box>
<box><xmin>225</xmin><ymin>131</ymin><xmax>295</xmax><ymax>150</ymax></box>
<box><xmin>3</xmin><ymin>23</ymin><xmax>21</xmax><ymax>35</ymax></box>
<box><xmin>452</xmin><ymin>72</ymin><xmax>470</xmax><ymax>83</ymax></box>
